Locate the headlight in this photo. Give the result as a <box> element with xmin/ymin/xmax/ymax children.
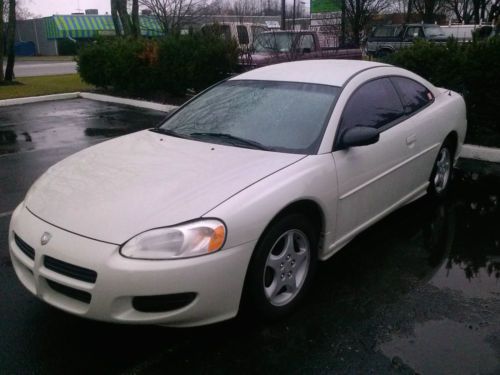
<box><xmin>120</xmin><ymin>219</ymin><xmax>226</xmax><ymax>260</ymax></box>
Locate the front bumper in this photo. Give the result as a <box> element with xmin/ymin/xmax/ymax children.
<box><xmin>8</xmin><ymin>204</ymin><xmax>255</xmax><ymax>327</ymax></box>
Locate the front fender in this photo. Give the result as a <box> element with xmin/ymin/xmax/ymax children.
<box><xmin>204</xmin><ymin>154</ymin><xmax>338</xmax><ymax>260</ymax></box>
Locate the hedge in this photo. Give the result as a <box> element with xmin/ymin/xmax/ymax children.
<box><xmin>384</xmin><ymin>38</ymin><xmax>500</xmax><ymax>148</ymax></box>
<box><xmin>77</xmin><ymin>33</ymin><xmax>239</xmax><ymax>96</ymax></box>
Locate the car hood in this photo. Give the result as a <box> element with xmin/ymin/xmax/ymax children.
<box><xmin>25</xmin><ymin>130</ymin><xmax>304</xmax><ymax>244</ymax></box>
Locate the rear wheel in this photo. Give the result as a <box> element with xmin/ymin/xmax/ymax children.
<box><xmin>428</xmin><ymin>141</ymin><xmax>454</xmax><ymax>198</ymax></box>
<box><xmin>243</xmin><ymin>213</ymin><xmax>318</xmax><ymax>320</ymax></box>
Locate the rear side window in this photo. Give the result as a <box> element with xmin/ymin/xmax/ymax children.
<box><xmin>340</xmin><ymin>78</ymin><xmax>404</xmax><ymax>132</ymax></box>
<box><xmin>391</xmin><ymin>77</ymin><xmax>433</xmax><ymax>114</ymax></box>
<box><xmin>237</xmin><ymin>25</ymin><xmax>249</xmax><ymax>44</ymax></box>
<box><xmin>405</xmin><ymin>27</ymin><xmax>424</xmax><ymax>38</ymax></box>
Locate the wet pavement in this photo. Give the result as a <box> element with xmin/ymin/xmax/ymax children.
<box><xmin>0</xmin><ymin>99</ymin><xmax>499</xmax><ymax>374</ymax></box>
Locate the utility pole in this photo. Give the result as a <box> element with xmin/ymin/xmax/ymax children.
<box><xmin>340</xmin><ymin>0</ymin><xmax>346</xmax><ymax>47</ymax></box>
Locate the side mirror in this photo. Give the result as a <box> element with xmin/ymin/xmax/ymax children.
<box><xmin>340</xmin><ymin>126</ymin><xmax>379</xmax><ymax>149</ymax></box>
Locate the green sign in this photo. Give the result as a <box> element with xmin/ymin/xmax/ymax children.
<box><xmin>311</xmin><ymin>0</ymin><xmax>341</xmax><ymax>13</ymax></box>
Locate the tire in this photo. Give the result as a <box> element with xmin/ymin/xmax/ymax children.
<box><xmin>377</xmin><ymin>49</ymin><xmax>391</xmax><ymax>58</ymax></box>
<box><xmin>243</xmin><ymin>213</ymin><xmax>318</xmax><ymax>320</ymax></box>
<box><xmin>428</xmin><ymin>141</ymin><xmax>454</xmax><ymax>198</ymax></box>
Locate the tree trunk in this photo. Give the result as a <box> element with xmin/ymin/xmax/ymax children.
<box><xmin>4</xmin><ymin>0</ymin><xmax>16</xmax><ymax>82</ymax></box>
<box><xmin>0</xmin><ymin>0</ymin><xmax>4</xmax><ymax>81</ymax></box>
<box><xmin>132</xmin><ymin>0</ymin><xmax>140</xmax><ymax>38</ymax></box>
<box><xmin>406</xmin><ymin>0</ymin><xmax>412</xmax><ymax>23</ymax></box>
<box><xmin>111</xmin><ymin>0</ymin><xmax>122</xmax><ymax>35</ymax></box>
<box><xmin>117</xmin><ymin>0</ymin><xmax>132</xmax><ymax>36</ymax></box>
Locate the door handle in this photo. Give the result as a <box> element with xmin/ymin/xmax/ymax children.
<box><xmin>406</xmin><ymin>134</ymin><xmax>416</xmax><ymax>145</ymax></box>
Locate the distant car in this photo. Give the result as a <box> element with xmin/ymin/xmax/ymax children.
<box><xmin>240</xmin><ymin>30</ymin><xmax>362</xmax><ymax>70</ymax></box>
<box><xmin>366</xmin><ymin>23</ymin><xmax>448</xmax><ymax>57</ymax></box>
<box><xmin>9</xmin><ymin>60</ymin><xmax>466</xmax><ymax>327</ymax></box>
<box><xmin>200</xmin><ymin>22</ymin><xmax>268</xmax><ymax>49</ymax></box>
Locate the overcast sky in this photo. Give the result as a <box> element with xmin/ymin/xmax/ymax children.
<box><xmin>27</xmin><ymin>0</ymin><xmax>111</xmax><ymax>17</ymax></box>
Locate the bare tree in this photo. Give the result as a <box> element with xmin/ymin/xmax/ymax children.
<box><xmin>443</xmin><ymin>0</ymin><xmax>473</xmax><ymax>22</ymax></box>
<box><xmin>232</xmin><ymin>0</ymin><xmax>258</xmax><ymax>24</ymax></box>
<box><xmin>111</xmin><ymin>0</ymin><xmax>141</xmax><ymax>36</ymax></box>
<box><xmin>140</xmin><ymin>0</ymin><xmax>206</xmax><ymax>34</ymax></box>
<box><xmin>345</xmin><ymin>0</ymin><xmax>390</xmax><ymax>46</ymax></box>
<box><xmin>4</xmin><ymin>0</ymin><xmax>15</xmax><ymax>82</ymax></box>
<box><xmin>413</xmin><ymin>0</ymin><xmax>446</xmax><ymax>22</ymax></box>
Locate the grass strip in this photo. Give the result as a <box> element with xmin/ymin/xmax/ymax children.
<box><xmin>0</xmin><ymin>74</ymin><xmax>93</xmax><ymax>100</ymax></box>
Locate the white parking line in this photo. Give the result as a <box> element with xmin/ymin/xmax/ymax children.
<box><xmin>0</xmin><ymin>211</ymin><xmax>13</xmax><ymax>219</ymax></box>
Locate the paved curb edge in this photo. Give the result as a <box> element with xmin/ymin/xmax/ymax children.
<box><xmin>461</xmin><ymin>145</ymin><xmax>500</xmax><ymax>163</ymax></box>
<box><xmin>0</xmin><ymin>92</ymin><xmax>79</xmax><ymax>107</ymax></box>
<box><xmin>1</xmin><ymin>92</ymin><xmax>499</xmax><ymax>163</ymax></box>
<box><xmin>79</xmin><ymin>92</ymin><xmax>176</xmax><ymax>113</ymax></box>
<box><xmin>0</xmin><ymin>91</ymin><xmax>176</xmax><ymax>113</ymax></box>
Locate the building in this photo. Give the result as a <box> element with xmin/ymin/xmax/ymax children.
<box><xmin>15</xmin><ymin>14</ymin><xmax>164</xmax><ymax>56</ymax></box>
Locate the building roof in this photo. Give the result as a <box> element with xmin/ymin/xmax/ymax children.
<box><xmin>45</xmin><ymin>15</ymin><xmax>164</xmax><ymax>39</ymax></box>
<box><xmin>232</xmin><ymin>60</ymin><xmax>388</xmax><ymax>87</ymax></box>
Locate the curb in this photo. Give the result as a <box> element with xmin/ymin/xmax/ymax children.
<box><xmin>460</xmin><ymin>145</ymin><xmax>500</xmax><ymax>163</ymax></box>
<box><xmin>79</xmin><ymin>92</ymin><xmax>177</xmax><ymax>113</ymax></box>
<box><xmin>0</xmin><ymin>92</ymin><xmax>175</xmax><ymax>113</ymax></box>
<box><xmin>0</xmin><ymin>92</ymin><xmax>79</xmax><ymax>107</ymax></box>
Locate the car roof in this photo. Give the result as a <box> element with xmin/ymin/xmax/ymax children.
<box><xmin>231</xmin><ymin>60</ymin><xmax>388</xmax><ymax>87</ymax></box>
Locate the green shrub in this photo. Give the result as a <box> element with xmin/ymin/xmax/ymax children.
<box><xmin>77</xmin><ymin>37</ymin><xmax>155</xmax><ymax>92</ymax></box>
<box><xmin>156</xmin><ymin>33</ymin><xmax>238</xmax><ymax>95</ymax></box>
<box><xmin>77</xmin><ymin>33</ymin><xmax>238</xmax><ymax>97</ymax></box>
<box><xmin>384</xmin><ymin>38</ymin><xmax>500</xmax><ymax>147</ymax></box>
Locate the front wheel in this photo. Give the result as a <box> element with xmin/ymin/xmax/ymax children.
<box><xmin>428</xmin><ymin>142</ymin><xmax>454</xmax><ymax>198</ymax></box>
<box><xmin>243</xmin><ymin>213</ymin><xmax>318</xmax><ymax>320</ymax></box>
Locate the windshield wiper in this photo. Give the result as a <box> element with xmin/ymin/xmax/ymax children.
<box><xmin>150</xmin><ymin>128</ymin><xmax>190</xmax><ymax>139</ymax></box>
<box><xmin>189</xmin><ymin>132</ymin><xmax>273</xmax><ymax>151</ymax></box>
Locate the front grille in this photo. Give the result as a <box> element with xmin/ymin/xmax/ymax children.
<box><xmin>132</xmin><ymin>293</ymin><xmax>197</xmax><ymax>313</ymax></box>
<box><xmin>44</xmin><ymin>256</ymin><xmax>97</xmax><ymax>284</ymax></box>
<box><xmin>46</xmin><ymin>279</ymin><xmax>92</xmax><ymax>304</ymax></box>
<box><xmin>14</xmin><ymin>233</ymin><xmax>35</xmax><ymax>260</ymax></box>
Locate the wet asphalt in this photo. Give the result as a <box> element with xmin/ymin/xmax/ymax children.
<box><xmin>0</xmin><ymin>99</ymin><xmax>499</xmax><ymax>374</ymax></box>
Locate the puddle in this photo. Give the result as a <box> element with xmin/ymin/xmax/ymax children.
<box><xmin>431</xmin><ymin>261</ymin><xmax>500</xmax><ymax>299</ymax></box>
<box><xmin>380</xmin><ymin>319</ymin><xmax>499</xmax><ymax>374</ymax></box>
<box><xmin>426</xmin><ymin>175</ymin><xmax>500</xmax><ymax>299</ymax></box>
<box><xmin>0</xmin><ymin>99</ymin><xmax>165</xmax><ymax>155</ymax></box>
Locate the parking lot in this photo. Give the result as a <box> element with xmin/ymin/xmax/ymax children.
<box><xmin>0</xmin><ymin>99</ymin><xmax>499</xmax><ymax>374</ymax></box>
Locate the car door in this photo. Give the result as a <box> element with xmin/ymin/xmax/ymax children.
<box><xmin>332</xmin><ymin>77</ymin><xmax>421</xmax><ymax>242</ymax></box>
<box><xmin>390</xmin><ymin>76</ymin><xmax>439</xmax><ymax>186</ymax></box>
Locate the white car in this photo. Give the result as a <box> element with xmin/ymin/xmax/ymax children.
<box><xmin>9</xmin><ymin>60</ymin><xmax>466</xmax><ymax>327</ymax></box>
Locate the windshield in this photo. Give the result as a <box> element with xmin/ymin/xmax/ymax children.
<box><xmin>253</xmin><ymin>32</ymin><xmax>294</xmax><ymax>52</ymax></box>
<box><xmin>424</xmin><ymin>25</ymin><xmax>446</xmax><ymax>37</ymax></box>
<box><xmin>158</xmin><ymin>80</ymin><xmax>340</xmax><ymax>154</ymax></box>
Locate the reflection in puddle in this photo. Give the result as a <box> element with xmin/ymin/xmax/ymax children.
<box><xmin>378</xmin><ymin>175</ymin><xmax>500</xmax><ymax>374</ymax></box>
<box><xmin>427</xmin><ymin>176</ymin><xmax>500</xmax><ymax>299</ymax></box>
<box><xmin>380</xmin><ymin>319</ymin><xmax>499</xmax><ymax>374</ymax></box>
<box><xmin>0</xmin><ymin>130</ymin><xmax>17</xmax><ymax>144</ymax></box>
<box><xmin>0</xmin><ymin>130</ymin><xmax>19</xmax><ymax>155</ymax></box>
